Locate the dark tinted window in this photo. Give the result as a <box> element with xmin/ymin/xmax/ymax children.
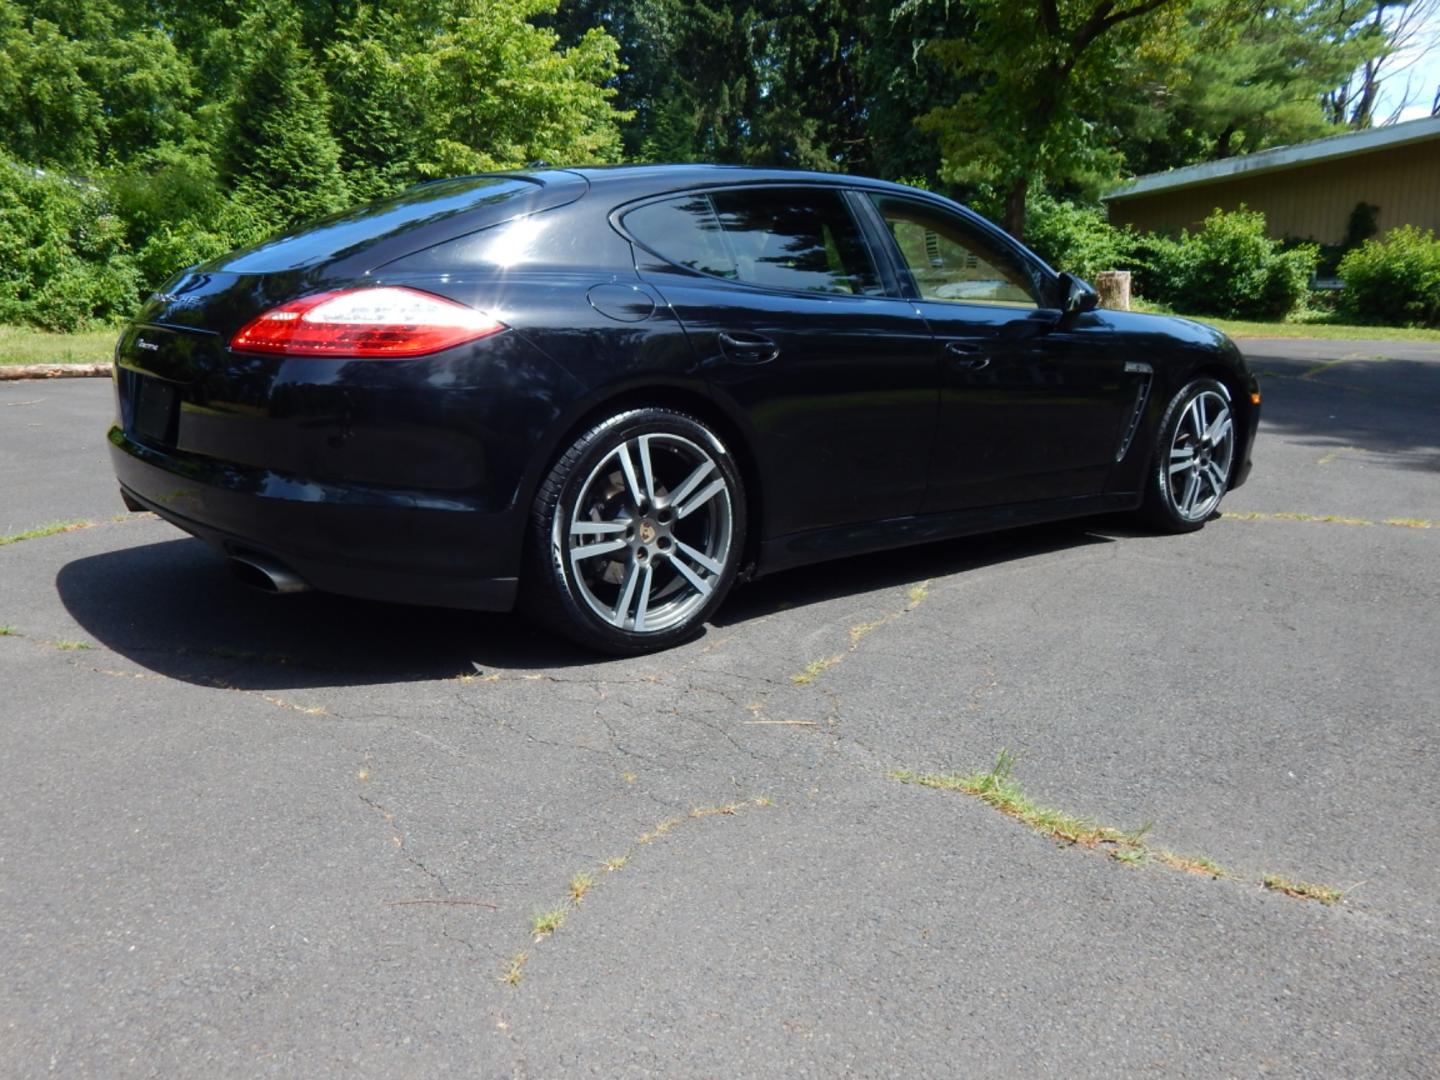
<box><xmin>626</xmin><ymin>188</ymin><xmax>880</xmax><ymax>295</ymax></box>
<box><xmin>869</xmin><ymin>194</ymin><xmax>1040</xmax><ymax>308</ymax></box>
<box><xmin>218</xmin><ymin>177</ymin><xmax>544</xmax><ymax>273</ymax></box>
<box><xmin>623</xmin><ymin>195</ymin><xmax>736</xmax><ymax>279</ymax></box>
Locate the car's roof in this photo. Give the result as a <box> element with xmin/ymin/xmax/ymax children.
<box><xmin>533</xmin><ymin>163</ymin><xmax>926</xmax><ymax>199</ymax></box>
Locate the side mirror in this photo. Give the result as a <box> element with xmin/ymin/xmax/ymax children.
<box><xmin>1059</xmin><ymin>272</ymin><xmax>1099</xmax><ymax>314</ymax></box>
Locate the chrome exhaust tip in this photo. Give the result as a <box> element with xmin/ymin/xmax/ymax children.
<box><xmin>227</xmin><ymin>553</ymin><xmax>311</xmax><ymax>595</ymax></box>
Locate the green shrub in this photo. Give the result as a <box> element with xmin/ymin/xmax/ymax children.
<box><xmin>1023</xmin><ymin>194</ymin><xmax>1137</xmax><ymax>281</ymax></box>
<box><xmin>0</xmin><ymin>154</ymin><xmax>266</xmax><ymax>330</ymax></box>
<box><xmin>133</xmin><ymin>225</ymin><xmax>240</xmax><ymax>293</ymax></box>
<box><xmin>1136</xmin><ymin>206</ymin><xmax>1316</xmax><ymax>320</ymax></box>
<box><xmin>109</xmin><ymin>148</ymin><xmax>227</xmax><ymax>251</ymax></box>
<box><xmin>0</xmin><ymin>160</ymin><xmax>140</xmax><ymax>330</ymax></box>
<box><xmin>1338</xmin><ymin>226</ymin><xmax>1440</xmax><ymax>327</ymax></box>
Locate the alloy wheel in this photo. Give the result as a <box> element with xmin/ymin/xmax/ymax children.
<box><xmin>559</xmin><ymin>432</ymin><xmax>734</xmax><ymax>633</ymax></box>
<box><xmin>1165</xmin><ymin>388</ymin><xmax>1234</xmax><ymax>523</ymax></box>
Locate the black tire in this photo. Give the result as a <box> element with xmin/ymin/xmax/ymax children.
<box><xmin>522</xmin><ymin>408</ymin><xmax>748</xmax><ymax>655</ymax></box>
<box><xmin>1140</xmin><ymin>377</ymin><xmax>1237</xmax><ymax>533</ymax></box>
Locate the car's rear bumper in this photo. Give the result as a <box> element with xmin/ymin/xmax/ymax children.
<box><xmin>110</xmin><ymin>426</ymin><xmax>520</xmax><ymax>611</ymax></box>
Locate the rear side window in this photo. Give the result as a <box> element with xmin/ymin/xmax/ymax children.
<box><xmin>218</xmin><ymin>177</ymin><xmax>545</xmax><ymax>273</ymax></box>
<box><xmin>626</xmin><ymin>188</ymin><xmax>881</xmax><ymax>296</ymax></box>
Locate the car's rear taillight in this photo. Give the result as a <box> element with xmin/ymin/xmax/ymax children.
<box><xmin>230</xmin><ymin>287</ymin><xmax>506</xmax><ymax>358</ymax></box>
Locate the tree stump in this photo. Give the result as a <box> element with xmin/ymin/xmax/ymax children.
<box><xmin>1095</xmin><ymin>270</ymin><xmax>1131</xmax><ymax>311</ymax></box>
<box><xmin>0</xmin><ymin>363</ymin><xmax>110</xmax><ymax>380</ymax></box>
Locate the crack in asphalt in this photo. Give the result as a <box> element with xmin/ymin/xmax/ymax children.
<box><xmin>11</xmin><ymin>530</ymin><xmax>1391</xmax><ymax>961</ymax></box>
<box><xmin>1223</xmin><ymin>509</ymin><xmax>1436</xmax><ymax>529</ymax></box>
<box><xmin>499</xmin><ymin>795</ymin><xmax>777</xmax><ymax>989</ymax></box>
<box><xmin>359</xmin><ymin>792</ymin><xmax>449</xmax><ymax>892</ymax></box>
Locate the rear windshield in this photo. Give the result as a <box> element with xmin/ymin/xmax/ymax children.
<box><xmin>217</xmin><ymin>177</ymin><xmax>543</xmax><ymax>273</ymax></box>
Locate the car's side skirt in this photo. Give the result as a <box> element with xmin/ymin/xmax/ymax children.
<box><xmin>755</xmin><ymin>492</ymin><xmax>1141</xmax><ymax>577</ymax></box>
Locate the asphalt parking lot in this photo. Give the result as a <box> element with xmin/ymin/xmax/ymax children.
<box><xmin>2</xmin><ymin>339</ymin><xmax>1437</xmax><ymax>1077</ymax></box>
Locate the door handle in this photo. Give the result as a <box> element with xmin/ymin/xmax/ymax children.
<box><xmin>718</xmin><ymin>331</ymin><xmax>780</xmax><ymax>364</ymax></box>
<box><xmin>945</xmin><ymin>341</ymin><xmax>990</xmax><ymax>371</ymax></box>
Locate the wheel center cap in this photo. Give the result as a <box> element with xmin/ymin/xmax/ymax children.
<box><xmin>638</xmin><ymin>521</ymin><xmax>657</xmax><ymax>544</ymax></box>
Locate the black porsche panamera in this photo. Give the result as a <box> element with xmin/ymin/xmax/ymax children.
<box><xmin>110</xmin><ymin>165</ymin><xmax>1258</xmax><ymax>653</ymax></box>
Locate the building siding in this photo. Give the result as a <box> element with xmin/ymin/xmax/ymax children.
<box><xmin>1108</xmin><ymin>138</ymin><xmax>1440</xmax><ymax>245</ymax></box>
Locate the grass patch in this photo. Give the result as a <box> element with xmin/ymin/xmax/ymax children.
<box><xmin>568</xmin><ymin>871</ymin><xmax>595</xmax><ymax>903</ymax></box>
<box><xmin>1223</xmin><ymin>510</ymin><xmax>1434</xmax><ymax>529</ymax></box>
<box><xmin>893</xmin><ymin>750</ymin><xmax>1140</xmax><ymax>849</ymax></box>
<box><xmin>1208</xmin><ymin>318</ymin><xmax>1440</xmax><ymax>343</ymax></box>
<box><xmin>795</xmin><ymin>580</ymin><xmax>932</xmax><ymax>686</ymax></box>
<box><xmin>848</xmin><ymin>616</ymin><xmax>889</xmax><ymax>647</ymax></box>
<box><xmin>892</xmin><ymin>751</ymin><xmax>1341</xmax><ymax>904</ymax></box>
<box><xmin>1154</xmin><ymin>851</ymin><xmax>1230</xmax><ymax>878</ymax></box>
<box><xmin>637</xmin><ymin>815</ymin><xmax>684</xmax><ymax>844</ymax></box>
<box><xmin>0</xmin><ymin>520</ymin><xmax>93</xmax><ymax>546</ymax></box>
<box><xmin>791</xmin><ymin>655</ymin><xmax>841</xmax><ymax>685</ymax></box>
<box><xmin>1127</xmin><ymin>302</ymin><xmax>1440</xmax><ymax>343</ymax></box>
<box><xmin>501</xmin><ymin>952</ymin><xmax>528</xmax><ymax>986</ymax></box>
<box><xmin>0</xmin><ymin>324</ymin><xmax>118</xmax><ymax>366</ymax></box>
<box><xmin>1263</xmin><ymin>875</ymin><xmax>1344</xmax><ymax>905</ymax></box>
<box><xmin>514</xmin><ymin>796</ymin><xmax>773</xmax><ymax>980</ymax></box>
<box><xmin>53</xmin><ymin>639</ymin><xmax>91</xmax><ymax>651</ymax></box>
<box><xmin>530</xmin><ymin>905</ymin><xmax>568</xmax><ymax>938</ymax></box>
<box><xmin>0</xmin><ymin>625</ymin><xmax>16</xmax><ymax>636</ymax></box>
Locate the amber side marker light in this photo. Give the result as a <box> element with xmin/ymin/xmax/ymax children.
<box><xmin>1250</xmin><ymin>392</ymin><xmax>1262</xmax><ymax>405</ymax></box>
<box><xmin>231</xmin><ymin>286</ymin><xmax>506</xmax><ymax>358</ymax></box>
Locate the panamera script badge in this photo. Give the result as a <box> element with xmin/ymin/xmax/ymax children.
<box><xmin>151</xmin><ymin>292</ymin><xmax>202</xmax><ymax>310</ymax></box>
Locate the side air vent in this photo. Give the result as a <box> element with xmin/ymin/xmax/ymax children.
<box><xmin>1115</xmin><ymin>361</ymin><xmax>1154</xmax><ymax>462</ymax></box>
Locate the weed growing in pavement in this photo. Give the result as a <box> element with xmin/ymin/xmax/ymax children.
<box><xmin>892</xmin><ymin>751</ymin><xmax>1339</xmax><ymax>904</ymax></box>
<box><xmin>1155</xmin><ymin>851</ymin><xmax>1230</xmax><ymax>878</ymax></box>
<box><xmin>53</xmin><ymin>639</ymin><xmax>91</xmax><ymax>651</ymax></box>
<box><xmin>1263</xmin><ymin>875</ymin><xmax>1344</xmax><ymax>905</ymax></box>
<box><xmin>791</xmin><ymin>655</ymin><xmax>841</xmax><ymax>685</ymax></box>
<box><xmin>568</xmin><ymin>871</ymin><xmax>595</xmax><ymax>902</ymax></box>
<box><xmin>1223</xmin><ymin>510</ymin><xmax>1436</xmax><ymax>529</ymax></box>
<box><xmin>894</xmin><ymin>750</ymin><xmax>1137</xmax><ymax>848</ymax></box>
<box><xmin>530</xmin><ymin>906</ymin><xmax>568</xmax><ymax>938</ymax></box>
<box><xmin>0</xmin><ymin>520</ymin><xmax>92</xmax><ymax>546</ymax></box>
<box><xmin>0</xmin><ymin>625</ymin><xmax>16</xmax><ymax>636</ymax></box>
<box><xmin>501</xmin><ymin>953</ymin><xmax>528</xmax><ymax>986</ymax></box>
<box><xmin>505</xmin><ymin>796</ymin><xmax>776</xmax><ymax>984</ymax></box>
<box><xmin>794</xmin><ymin>580</ymin><xmax>932</xmax><ymax>684</ymax></box>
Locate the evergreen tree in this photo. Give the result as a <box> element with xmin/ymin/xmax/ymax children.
<box><xmin>219</xmin><ymin>14</ymin><xmax>350</xmax><ymax>228</ymax></box>
<box><xmin>1112</xmin><ymin>0</ymin><xmax>1386</xmax><ymax>174</ymax></box>
<box><xmin>326</xmin><ymin>7</ymin><xmax>432</xmax><ymax>201</ymax></box>
<box><xmin>860</xmin><ymin>0</ymin><xmax>976</xmax><ymax>183</ymax></box>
